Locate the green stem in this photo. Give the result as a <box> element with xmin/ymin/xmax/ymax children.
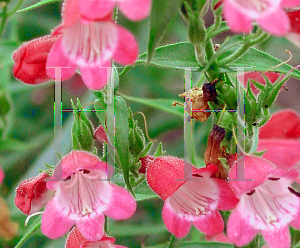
<box><xmin>105</xmin><ymin>216</ymin><xmax>108</xmax><ymax>234</ymax></box>
<box><xmin>119</xmin><ymin>60</ymin><xmax>143</xmax><ymax>77</ymax></box>
<box><xmin>168</xmin><ymin>235</ymin><xmax>176</xmax><ymax>248</ymax></box>
<box><xmin>15</xmin><ymin>216</ymin><xmax>41</xmax><ymax>248</ymax></box>
<box><xmin>249</xmin><ymin>33</ymin><xmax>270</xmax><ymax>46</ymax></box>
<box><xmin>0</xmin><ymin>4</ymin><xmax>7</xmax><ymax>37</ymax></box>
<box><xmin>7</xmin><ymin>0</ymin><xmax>24</xmax><ymax>17</ymax></box>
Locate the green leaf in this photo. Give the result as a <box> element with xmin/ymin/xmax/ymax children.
<box><xmin>15</xmin><ymin>215</ymin><xmax>42</xmax><ymax>248</ymax></box>
<box><xmin>147</xmin><ymin>0</ymin><xmax>185</xmax><ymax>63</ymax></box>
<box><xmin>140</xmin><ymin>42</ymin><xmax>199</xmax><ymax>69</ymax></box>
<box><xmin>17</xmin><ymin>0</ymin><xmax>63</xmax><ymax>13</ymax></box>
<box><xmin>229</xmin><ymin>47</ymin><xmax>300</xmax><ymax>79</ymax></box>
<box><xmin>114</xmin><ymin>96</ymin><xmax>134</xmax><ymax>195</ymax></box>
<box><xmin>120</xmin><ymin>94</ymin><xmax>184</xmax><ymax>118</ymax></box>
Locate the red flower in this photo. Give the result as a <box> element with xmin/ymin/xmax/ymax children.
<box><xmin>146</xmin><ymin>156</ymin><xmax>238</xmax><ymax>238</ymax></box>
<box><xmin>15</xmin><ymin>172</ymin><xmax>54</xmax><ymax>215</ymax></box>
<box><xmin>65</xmin><ymin>226</ymin><xmax>127</xmax><ymax>248</ymax></box>
<box><xmin>12</xmin><ymin>35</ymin><xmax>59</xmax><ymax>85</ymax></box>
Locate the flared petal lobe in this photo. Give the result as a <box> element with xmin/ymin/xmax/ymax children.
<box><xmin>112</xmin><ymin>25</ymin><xmax>139</xmax><ymax>65</ymax></box>
<box><xmin>118</xmin><ymin>0</ymin><xmax>152</xmax><ymax>21</ymax></box>
<box><xmin>41</xmin><ymin>199</ymin><xmax>74</xmax><ymax>239</ymax></box>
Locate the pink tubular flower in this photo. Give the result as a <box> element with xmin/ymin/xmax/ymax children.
<box><xmin>227</xmin><ymin>155</ymin><xmax>300</xmax><ymax>248</ymax></box>
<box><xmin>39</xmin><ymin>150</ymin><xmax>136</xmax><ymax>241</ymax></box>
<box><xmin>257</xmin><ymin>109</ymin><xmax>300</xmax><ymax>171</ymax></box>
<box><xmin>0</xmin><ymin>167</ymin><xmax>4</xmax><ymax>185</ymax></box>
<box><xmin>12</xmin><ymin>35</ymin><xmax>59</xmax><ymax>85</ymax></box>
<box><xmin>223</xmin><ymin>0</ymin><xmax>300</xmax><ymax>36</ymax></box>
<box><xmin>65</xmin><ymin>226</ymin><xmax>127</xmax><ymax>248</ymax></box>
<box><xmin>78</xmin><ymin>0</ymin><xmax>151</xmax><ymax>22</ymax></box>
<box><xmin>15</xmin><ymin>172</ymin><xmax>54</xmax><ymax>215</ymax></box>
<box><xmin>45</xmin><ymin>0</ymin><xmax>138</xmax><ymax>90</ymax></box>
<box><xmin>146</xmin><ymin>156</ymin><xmax>239</xmax><ymax>238</ymax></box>
<box><xmin>286</xmin><ymin>9</ymin><xmax>300</xmax><ymax>48</ymax></box>
<box><xmin>238</xmin><ymin>72</ymin><xmax>284</xmax><ymax>95</ymax></box>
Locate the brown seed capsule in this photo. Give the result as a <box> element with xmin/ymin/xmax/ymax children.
<box><xmin>178</xmin><ymin>82</ymin><xmax>216</xmax><ymax>122</ymax></box>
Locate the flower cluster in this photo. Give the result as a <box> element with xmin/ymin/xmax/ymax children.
<box><xmin>12</xmin><ymin>0</ymin><xmax>151</xmax><ymax>90</ymax></box>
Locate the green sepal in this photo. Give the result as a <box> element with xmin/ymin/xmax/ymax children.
<box><xmin>154</xmin><ymin>142</ymin><xmax>165</xmax><ymax>157</ymax></box>
<box><xmin>253</xmin><ymin>149</ymin><xmax>267</xmax><ymax>157</ymax></box>
<box><xmin>138</xmin><ymin>142</ymin><xmax>153</xmax><ymax>160</ymax></box>
<box><xmin>71</xmin><ymin>99</ymin><xmax>95</xmax><ymax>152</ymax></box>
<box><xmin>133</xmin><ymin>124</ymin><xmax>146</xmax><ymax>156</ymax></box>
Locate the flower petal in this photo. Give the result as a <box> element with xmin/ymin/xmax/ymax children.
<box><xmin>259</xmin><ymin>109</ymin><xmax>300</xmax><ymax>139</ymax></box>
<box><xmin>46</xmin><ymin>38</ymin><xmax>78</xmax><ymax>81</ymax></box>
<box><xmin>193</xmin><ymin>210</ymin><xmax>224</xmax><ymax>236</ymax></box>
<box><xmin>51</xmin><ymin>151</ymin><xmax>106</xmax><ymax>180</ymax></box>
<box><xmin>103</xmin><ymin>184</ymin><xmax>137</xmax><ymax>220</ymax></box>
<box><xmin>261</xmin><ymin>226</ymin><xmax>291</xmax><ymax>248</ymax></box>
<box><xmin>229</xmin><ymin>155</ymin><xmax>275</xmax><ymax>197</ymax></box>
<box><xmin>214</xmin><ymin>178</ymin><xmax>239</xmax><ymax>210</ymax></box>
<box><xmin>281</xmin><ymin>0</ymin><xmax>300</xmax><ymax>8</ymax></box>
<box><xmin>162</xmin><ymin>200</ymin><xmax>191</xmax><ymax>238</ymax></box>
<box><xmin>224</xmin><ymin>0</ymin><xmax>252</xmax><ymax>33</ymax></box>
<box><xmin>80</xmin><ymin>61</ymin><xmax>111</xmax><ymax>90</ymax></box>
<box><xmin>41</xmin><ymin>199</ymin><xmax>74</xmax><ymax>239</ymax></box>
<box><xmin>112</xmin><ymin>26</ymin><xmax>138</xmax><ymax>65</ymax></box>
<box><xmin>118</xmin><ymin>0</ymin><xmax>151</xmax><ymax>21</ymax></box>
<box><xmin>289</xmin><ymin>201</ymin><xmax>300</xmax><ymax>229</ymax></box>
<box><xmin>257</xmin><ymin>8</ymin><xmax>290</xmax><ymax>36</ymax></box>
<box><xmin>258</xmin><ymin>140</ymin><xmax>300</xmax><ymax>170</ymax></box>
<box><xmin>0</xmin><ymin>167</ymin><xmax>4</xmax><ymax>185</ymax></box>
<box><xmin>227</xmin><ymin>207</ymin><xmax>258</xmax><ymax>246</ymax></box>
<box><xmin>79</xmin><ymin>0</ymin><xmax>115</xmax><ymax>21</ymax></box>
<box><xmin>146</xmin><ymin>156</ymin><xmax>196</xmax><ymax>200</ymax></box>
<box><xmin>76</xmin><ymin>213</ymin><xmax>105</xmax><ymax>241</ymax></box>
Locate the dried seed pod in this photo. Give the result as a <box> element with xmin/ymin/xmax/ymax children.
<box><xmin>204</xmin><ymin>125</ymin><xmax>229</xmax><ymax>179</ymax></box>
<box><xmin>179</xmin><ymin>82</ymin><xmax>216</xmax><ymax>122</ymax></box>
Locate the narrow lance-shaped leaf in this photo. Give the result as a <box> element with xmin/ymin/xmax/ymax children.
<box><xmin>17</xmin><ymin>0</ymin><xmax>63</xmax><ymax>13</ymax></box>
<box><xmin>114</xmin><ymin>96</ymin><xmax>134</xmax><ymax>195</ymax></box>
<box><xmin>147</xmin><ymin>0</ymin><xmax>184</xmax><ymax>63</ymax></box>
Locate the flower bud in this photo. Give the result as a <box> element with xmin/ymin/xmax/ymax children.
<box><xmin>15</xmin><ymin>172</ymin><xmax>54</xmax><ymax>215</ymax></box>
<box><xmin>180</xmin><ymin>82</ymin><xmax>216</xmax><ymax>122</ymax></box>
<box><xmin>138</xmin><ymin>155</ymin><xmax>155</xmax><ymax>174</ymax></box>
<box><xmin>12</xmin><ymin>35</ymin><xmax>59</xmax><ymax>85</ymax></box>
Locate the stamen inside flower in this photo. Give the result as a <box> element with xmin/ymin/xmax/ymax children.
<box><xmin>236</xmin><ymin>0</ymin><xmax>270</xmax><ymax>12</ymax></box>
<box><xmin>244</xmin><ymin>177</ymin><xmax>299</xmax><ymax>230</ymax></box>
<box><xmin>62</xmin><ymin>20</ymin><xmax>118</xmax><ymax>65</ymax></box>
<box><xmin>169</xmin><ymin>176</ymin><xmax>218</xmax><ymax>216</ymax></box>
<box><xmin>60</xmin><ymin>169</ymin><xmax>104</xmax><ymax>216</ymax></box>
